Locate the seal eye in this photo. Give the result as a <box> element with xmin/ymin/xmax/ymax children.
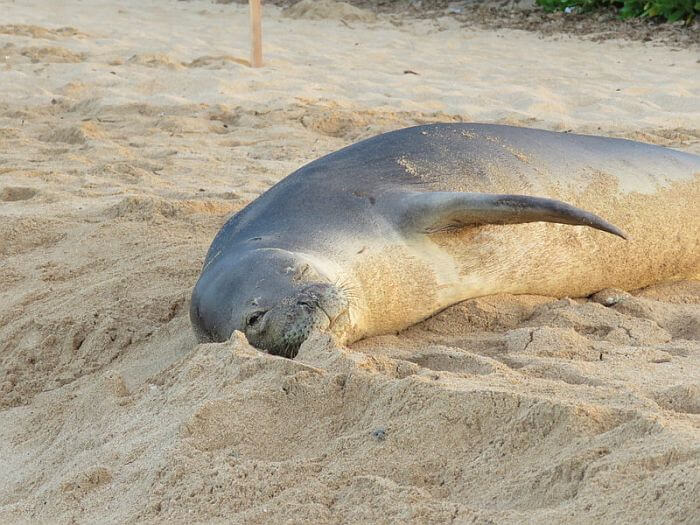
<box><xmin>246</xmin><ymin>310</ymin><xmax>266</xmax><ymax>327</ymax></box>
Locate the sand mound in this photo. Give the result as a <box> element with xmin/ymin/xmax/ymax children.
<box><xmin>20</xmin><ymin>46</ymin><xmax>86</xmax><ymax>63</ymax></box>
<box><xmin>0</xmin><ymin>24</ymin><xmax>86</xmax><ymax>40</ymax></box>
<box><xmin>3</xmin><ymin>308</ymin><xmax>698</xmax><ymax>522</ymax></box>
<box><xmin>127</xmin><ymin>53</ymin><xmax>185</xmax><ymax>70</ymax></box>
<box><xmin>105</xmin><ymin>195</ymin><xmax>240</xmax><ymax>221</ymax></box>
<box><xmin>39</xmin><ymin>121</ymin><xmax>105</xmax><ymax>144</ymax></box>
<box><xmin>283</xmin><ymin>0</ymin><xmax>377</xmax><ymax>23</ymax></box>
<box><xmin>186</xmin><ymin>55</ymin><xmax>250</xmax><ymax>69</ymax></box>
<box><xmin>0</xmin><ymin>0</ymin><xmax>698</xmax><ymax>523</ymax></box>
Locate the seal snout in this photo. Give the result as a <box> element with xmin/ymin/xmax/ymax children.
<box><xmin>247</xmin><ymin>282</ymin><xmax>349</xmax><ymax>360</ymax></box>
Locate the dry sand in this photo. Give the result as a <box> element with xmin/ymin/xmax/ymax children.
<box><xmin>0</xmin><ymin>0</ymin><xmax>699</xmax><ymax>523</ymax></box>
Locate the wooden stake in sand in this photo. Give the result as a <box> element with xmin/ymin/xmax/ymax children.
<box><xmin>249</xmin><ymin>0</ymin><xmax>263</xmax><ymax>67</ymax></box>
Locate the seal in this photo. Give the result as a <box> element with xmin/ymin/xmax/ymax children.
<box><xmin>190</xmin><ymin>123</ymin><xmax>700</xmax><ymax>358</ymax></box>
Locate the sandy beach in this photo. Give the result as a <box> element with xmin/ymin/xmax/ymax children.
<box><xmin>0</xmin><ymin>0</ymin><xmax>698</xmax><ymax>522</ymax></box>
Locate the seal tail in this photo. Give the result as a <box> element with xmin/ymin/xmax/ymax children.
<box><xmin>398</xmin><ymin>191</ymin><xmax>627</xmax><ymax>239</ymax></box>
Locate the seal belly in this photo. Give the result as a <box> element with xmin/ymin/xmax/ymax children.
<box><xmin>343</xmin><ymin>243</ymin><xmax>443</xmax><ymax>340</ymax></box>
<box><xmin>341</xmin><ymin>236</ymin><xmax>502</xmax><ymax>342</ymax></box>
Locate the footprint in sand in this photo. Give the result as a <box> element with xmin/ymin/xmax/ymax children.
<box><xmin>407</xmin><ymin>347</ymin><xmax>496</xmax><ymax>375</ymax></box>
<box><xmin>653</xmin><ymin>384</ymin><xmax>700</xmax><ymax>414</ymax></box>
<box><xmin>0</xmin><ymin>186</ymin><xmax>39</xmax><ymax>202</ymax></box>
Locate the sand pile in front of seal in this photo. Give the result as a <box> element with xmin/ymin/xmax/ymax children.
<box><xmin>0</xmin><ymin>0</ymin><xmax>698</xmax><ymax>523</ymax></box>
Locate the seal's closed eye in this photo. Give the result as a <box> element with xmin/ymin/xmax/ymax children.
<box><xmin>246</xmin><ymin>310</ymin><xmax>266</xmax><ymax>327</ymax></box>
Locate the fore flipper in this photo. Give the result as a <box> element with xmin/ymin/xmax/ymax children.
<box><xmin>398</xmin><ymin>192</ymin><xmax>627</xmax><ymax>239</ymax></box>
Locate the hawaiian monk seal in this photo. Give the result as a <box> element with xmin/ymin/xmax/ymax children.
<box><xmin>190</xmin><ymin>123</ymin><xmax>700</xmax><ymax>358</ymax></box>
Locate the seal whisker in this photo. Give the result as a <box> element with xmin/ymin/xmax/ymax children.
<box><xmin>333</xmin><ymin>274</ymin><xmax>365</xmax><ymax>312</ymax></box>
<box><xmin>333</xmin><ymin>274</ymin><xmax>360</xmax><ymax>298</ymax></box>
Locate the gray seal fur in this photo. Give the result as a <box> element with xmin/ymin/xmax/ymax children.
<box><xmin>190</xmin><ymin>123</ymin><xmax>700</xmax><ymax>357</ymax></box>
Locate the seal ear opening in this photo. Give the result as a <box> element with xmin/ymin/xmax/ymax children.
<box><xmin>399</xmin><ymin>191</ymin><xmax>627</xmax><ymax>239</ymax></box>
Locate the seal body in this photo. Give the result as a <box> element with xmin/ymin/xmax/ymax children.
<box><xmin>190</xmin><ymin>123</ymin><xmax>700</xmax><ymax>357</ymax></box>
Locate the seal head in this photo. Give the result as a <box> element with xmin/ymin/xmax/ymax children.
<box><xmin>190</xmin><ymin>248</ymin><xmax>348</xmax><ymax>358</ymax></box>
